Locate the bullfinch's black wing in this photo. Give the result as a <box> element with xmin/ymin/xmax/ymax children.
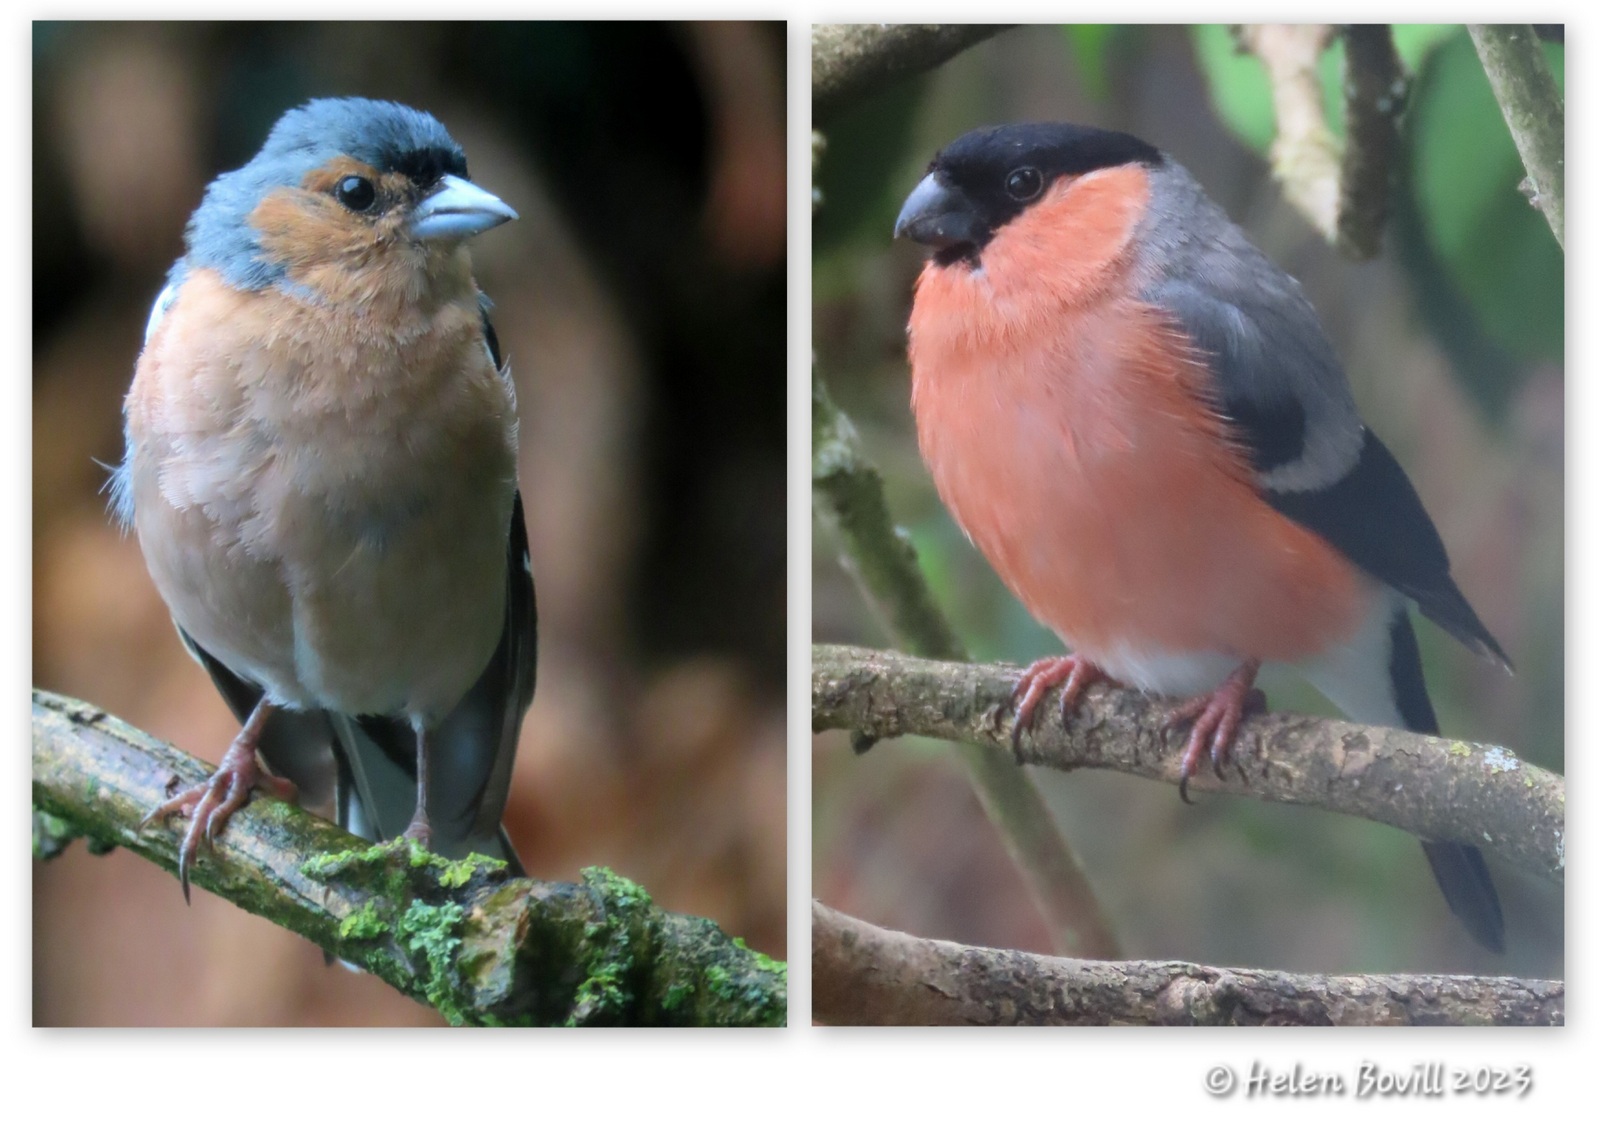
<box><xmin>1147</xmin><ymin>276</ymin><xmax>1510</xmax><ymax>671</ymax></box>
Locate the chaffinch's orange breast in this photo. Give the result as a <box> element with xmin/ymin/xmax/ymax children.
<box><xmin>125</xmin><ymin>268</ymin><xmax>516</xmax><ymax>718</ymax></box>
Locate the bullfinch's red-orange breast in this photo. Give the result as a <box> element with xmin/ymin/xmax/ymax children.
<box><xmin>895</xmin><ymin>122</ymin><xmax>1511</xmax><ymax>953</ymax></box>
<box><xmin>907</xmin><ymin>160</ymin><xmax>1368</xmax><ymax>678</ymax></box>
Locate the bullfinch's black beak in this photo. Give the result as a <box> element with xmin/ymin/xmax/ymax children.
<box><xmin>894</xmin><ymin>173</ymin><xmax>985</xmax><ymax>252</ymax></box>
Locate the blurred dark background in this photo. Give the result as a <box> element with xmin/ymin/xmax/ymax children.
<box><xmin>33</xmin><ymin>20</ymin><xmax>787</xmax><ymax>1025</ymax></box>
<box><xmin>814</xmin><ymin>25</ymin><xmax>1562</xmax><ymax>979</ymax></box>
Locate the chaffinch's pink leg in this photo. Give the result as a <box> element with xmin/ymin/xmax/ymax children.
<box><xmin>400</xmin><ymin>724</ymin><xmax>432</xmax><ymax>847</ymax></box>
<box><xmin>141</xmin><ymin>698</ymin><xmax>298</xmax><ymax>902</ymax></box>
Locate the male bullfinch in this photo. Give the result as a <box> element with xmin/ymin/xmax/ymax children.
<box><xmin>894</xmin><ymin>122</ymin><xmax>1511</xmax><ymax>953</ymax></box>
<box><xmin>114</xmin><ymin>98</ymin><xmax>534</xmax><ymax>900</ymax></box>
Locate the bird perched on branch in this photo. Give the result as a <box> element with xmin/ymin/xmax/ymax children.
<box><xmin>114</xmin><ymin>97</ymin><xmax>535</xmax><ymax>899</ymax></box>
<box><xmin>895</xmin><ymin>122</ymin><xmax>1510</xmax><ymax>952</ymax></box>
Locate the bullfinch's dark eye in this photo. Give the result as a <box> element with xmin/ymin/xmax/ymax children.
<box><xmin>335</xmin><ymin>176</ymin><xmax>377</xmax><ymax>212</ymax></box>
<box><xmin>1005</xmin><ymin>166</ymin><xmax>1044</xmax><ymax>201</ymax></box>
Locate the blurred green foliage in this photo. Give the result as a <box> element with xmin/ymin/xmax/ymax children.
<box><xmin>813</xmin><ymin>82</ymin><xmax>927</xmax><ymax>255</ymax></box>
<box><xmin>1062</xmin><ymin>25</ymin><xmax>1123</xmax><ymax>104</ymax></box>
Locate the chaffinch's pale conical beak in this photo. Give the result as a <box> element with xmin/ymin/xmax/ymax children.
<box><xmin>409</xmin><ymin>174</ymin><xmax>518</xmax><ymax>241</ymax></box>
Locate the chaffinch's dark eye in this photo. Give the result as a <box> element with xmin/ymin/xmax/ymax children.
<box><xmin>1005</xmin><ymin>167</ymin><xmax>1044</xmax><ymax>201</ymax></box>
<box><xmin>335</xmin><ymin>176</ymin><xmax>377</xmax><ymax>212</ymax></box>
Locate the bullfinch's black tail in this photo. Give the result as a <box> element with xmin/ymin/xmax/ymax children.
<box><xmin>1387</xmin><ymin>610</ymin><xmax>1505</xmax><ymax>954</ymax></box>
<box><xmin>1419</xmin><ymin>840</ymin><xmax>1505</xmax><ymax>954</ymax></box>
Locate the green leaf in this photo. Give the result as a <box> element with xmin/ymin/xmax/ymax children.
<box><xmin>1191</xmin><ymin>25</ymin><xmax>1274</xmax><ymax>152</ymax></box>
<box><xmin>1390</xmin><ymin>23</ymin><xmax>1458</xmax><ymax>69</ymax></box>
<box><xmin>1409</xmin><ymin>30</ymin><xmax>1563</xmax><ymax>363</ymax></box>
<box><xmin>1063</xmin><ymin>24</ymin><xmax>1119</xmax><ymax>103</ymax></box>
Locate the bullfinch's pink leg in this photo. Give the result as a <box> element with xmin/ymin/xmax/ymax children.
<box><xmin>1167</xmin><ymin>660</ymin><xmax>1265</xmax><ymax>804</ymax></box>
<box><xmin>141</xmin><ymin>697</ymin><xmax>298</xmax><ymax>902</ymax></box>
<box><xmin>1010</xmin><ymin>655</ymin><xmax>1111</xmax><ymax>758</ymax></box>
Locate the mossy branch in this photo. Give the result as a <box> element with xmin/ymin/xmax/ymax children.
<box><xmin>812</xmin><ymin>24</ymin><xmax>1015</xmax><ymax>125</ymax></box>
<box><xmin>812</xmin><ymin>379</ymin><xmax>965</xmax><ymax>661</ymax></box>
<box><xmin>813</xmin><ymin>901</ymin><xmax>1562</xmax><ymax>1026</ymax></box>
<box><xmin>813</xmin><ymin>645</ymin><xmax>1564</xmax><ymax>885</ymax></box>
<box><xmin>1469</xmin><ymin>24</ymin><xmax>1564</xmax><ymax>249</ymax></box>
<box><xmin>31</xmin><ymin>688</ymin><xmax>786</xmax><ymax>1027</ymax></box>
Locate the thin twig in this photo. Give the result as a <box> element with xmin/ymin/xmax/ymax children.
<box><xmin>813</xmin><ymin>901</ymin><xmax>1562</xmax><ymax>1025</ymax></box>
<box><xmin>32</xmin><ymin>689</ymin><xmax>786</xmax><ymax>1027</ymax></box>
<box><xmin>812</xmin><ymin>24</ymin><xmax>1015</xmax><ymax>125</ymax></box>
<box><xmin>812</xmin><ymin>380</ymin><xmax>964</xmax><ymax>660</ymax></box>
<box><xmin>1469</xmin><ymin>24</ymin><xmax>1564</xmax><ymax>249</ymax></box>
<box><xmin>813</xmin><ymin>645</ymin><xmax>1564</xmax><ymax>885</ymax></box>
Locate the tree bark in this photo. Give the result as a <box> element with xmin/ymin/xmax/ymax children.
<box><xmin>1469</xmin><ymin>24</ymin><xmax>1564</xmax><ymax>248</ymax></box>
<box><xmin>812</xmin><ymin>24</ymin><xmax>1014</xmax><ymax>125</ymax></box>
<box><xmin>813</xmin><ymin>902</ymin><xmax>1562</xmax><ymax>1026</ymax></box>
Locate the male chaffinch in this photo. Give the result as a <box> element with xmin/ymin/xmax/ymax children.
<box><xmin>114</xmin><ymin>97</ymin><xmax>534</xmax><ymax>899</ymax></box>
<box><xmin>895</xmin><ymin>122</ymin><xmax>1511</xmax><ymax>952</ymax></box>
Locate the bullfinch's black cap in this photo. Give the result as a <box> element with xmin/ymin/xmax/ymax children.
<box><xmin>895</xmin><ymin>122</ymin><xmax>1163</xmax><ymax>265</ymax></box>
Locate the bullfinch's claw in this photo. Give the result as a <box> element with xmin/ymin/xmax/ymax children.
<box><xmin>1009</xmin><ymin>654</ymin><xmax>1109</xmax><ymax>761</ymax></box>
<box><xmin>1168</xmin><ymin>662</ymin><xmax>1264</xmax><ymax>804</ymax></box>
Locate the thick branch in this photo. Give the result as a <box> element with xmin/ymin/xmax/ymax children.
<box><xmin>812</xmin><ymin>645</ymin><xmax>1564</xmax><ymax>885</ymax></box>
<box><xmin>812</xmin><ymin>24</ymin><xmax>1014</xmax><ymax>125</ymax></box>
<box><xmin>32</xmin><ymin>689</ymin><xmax>785</xmax><ymax>1027</ymax></box>
<box><xmin>1469</xmin><ymin>24</ymin><xmax>1564</xmax><ymax>249</ymax></box>
<box><xmin>812</xmin><ymin>376</ymin><xmax>1119</xmax><ymax>959</ymax></box>
<box><xmin>813</xmin><ymin>902</ymin><xmax>1562</xmax><ymax>1025</ymax></box>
